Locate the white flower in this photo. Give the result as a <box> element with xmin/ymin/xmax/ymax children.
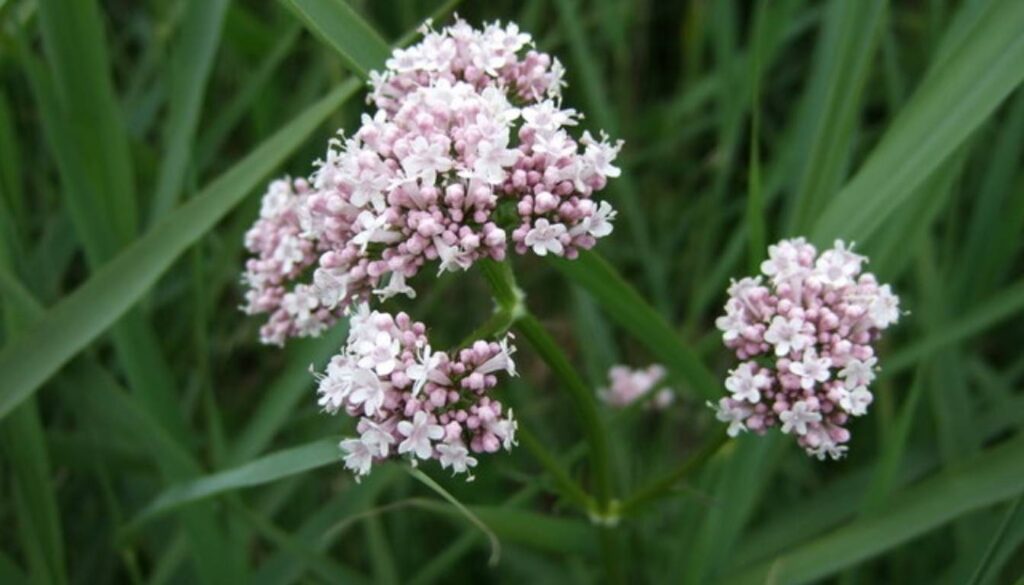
<box><xmin>709</xmin><ymin>398</ymin><xmax>751</xmax><ymax>437</ymax></box>
<box><xmin>779</xmin><ymin>400</ymin><xmax>822</xmax><ymax>436</ymax></box>
<box><xmin>397</xmin><ymin>411</ymin><xmax>445</xmax><ymax>460</ymax></box>
<box><xmin>273</xmin><ymin>235</ymin><xmax>306</xmax><ymax>274</ymax></box>
<box><xmin>581</xmin><ymin>131</ymin><xmax>623</xmax><ymax>178</ymax></box>
<box><xmin>807</xmin><ymin>431</ymin><xmax>848</xmax><ymax>461</ymax></box>
<box><xmin>521</xmin><ymin>101</ymin><xmax>578</xmax><ymax>134</ymax></box>
<box><xmin>353</xmin><ymin>330</ymin><xmax>400</xmax><ymax>376</ymax></box>
<box><xmin>312</xmin><ymin>267</ymin><xmax>349</xmax><ymax>309</ymax></box>
<box><xmin>788</xmin><ymin>351</ymin><xmax>832</xmax><ymax>390</ymax></box>
<box><xmin>839</xmin><ymin>356</ymin><xmax>877</xmax><ymax>389</ymax></box>
<box><xmin>437</xmin><ymin>442</ymin><xmax>478</xmax><ymax>478</ymax></box>
<box><xmin>839</xmin><ymin>386</ymin><xmax>873</xmax><ymax>416</ymax></box>
<box><xmin>468</xmin><ymin>136</ymin><xmax>519</xmax><ymax>184</ymax></box>
<box><xmin>358</xmin><ymin>420</ymin><xmax>396</xmax><ymax>458</ymax></box>
<box><xmin>315</xmin><ymin>360</ymin><xmax>353</xmax><ymax>413</ymax></box>
<box><xmin>725</xmin><ymin>362</ymin><xmax>770</xmax><ymax>403</ymax></box>
<box><xmin>764</xmin><ymin>315</ymin><xmax>813</xmax><ymax>357</ymax></box>
<box><xmin>475</xmin><ymin>334</ymin><xmax>518</xmax><ymax>377</ymax></box>
<box><xmin>524</xmin><ymin>218</ymin><xmax>567</xmax><ymax>256</ymax></box>
<box><xmin>347</xmin><ymin>368</ymin><xmax>387</xmax><ymax>417</ymax></box>
<box><xmin>340</xmin><ymin>437</ymin><xmax>375</xmax><ymax>479</ymax></box>
<box><xmin>812</xmin><ymin>240</ymin><xmax>865</xmax><ymax>288</ymax></box>
<box><xmin>586</xmin><ymin>200</ymin><xmax>616</xmax><ymax>238</ymax></box>
<box><xmin>760</xmin><ymin>238</ymin><xmax>811</xmax><ymax>284</ymax></box>
<box><xmin>868</xmin><ymin>284</ymin><xmax>901</xmax><ymax>328</ymax></box>
<box><xmin>401</xmin><ymin>136</ymin><xmax>452</xmax><ymax>185</ymax></box>
<box><xmin>282</xmin><ymin>285</ymin><xmax>319</xmax><ymax>321</ymax></box>
<box><xmin>373</xmin><ymin>271</ymin><xmax>417</xmax><ymax>301</ymax></box>
<box><xmin>405</xmin><ymin>344</ymin><xmax>448</xmax><ymax>397</ymax></box>
<box><xmin>433</xmin><ymin>236</ymin><xmax>473</xmax><ymax>275</ymax></box>
<box><xmin>486</xmin><ymin>410</ymin><xmax>518</xmax><ymax>450</ymax></box>
<box><xmin>715</xmin><ymin>300</ymin><xmax>746</xmax><ymax>342</ymax></box>
<box><xmin>352</xmin><ymin>210</ymin><xmax>402</xmax><ymax>253</ymax></box>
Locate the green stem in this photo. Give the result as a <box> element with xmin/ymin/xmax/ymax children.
<box><xmin>478</xmin><ymin>260</ymin><xmax>616</xmax><ymax>518</ymax></box>
<box><xmin>619</xmin><ymin>430</ymin><xmax>730</xmax><ymax>515</ymax></box>
<box><xmin>517</xmin><ymin>427</ymin><xmax>595</xmax><ymax>512</ymax></box>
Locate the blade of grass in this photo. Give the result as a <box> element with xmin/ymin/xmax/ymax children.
<box><xmin>785</xmin><ymin>0</ymin><xmax>886</xmax><ymax>233</ymax></box>
<box><xmin>0</xmin><ymin>79</ymin><xmax>360</xmax><ymax>421</ymax></box>
<box><xmin>810</xmin><ymin>0</ymin><xmax>1024</xmax><ymax>244</ymax></box>
<box><xmin>724</xmin><ymin>434</ymin><xmax>1024</xmax><ymax>585</ymax></box>
<box><xmin>280</xmin><ymin>0</ymin><xmax>390</xmax><ymax>79</ymax></box>
<box><xmin>131</xmin><ymin>438</ymin><xmax>341</xmax><ymax>527</ymax></box>
<box><xmin>149</xmin><ymin>0</ymin><xmax>229</xmax><ymax>220</ymax></box>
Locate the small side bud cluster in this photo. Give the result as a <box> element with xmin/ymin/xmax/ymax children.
<box><xmin>240</xmin><ymin>17</ymin><xmax>622</xmax><ymax>346</ymax></box>
<box><xmin>598</xmin><ymin>364</ymin><xmax>674</xmax><ymax>410</ymax></box>
<box><xmin>316</xmin><ymin>305</ymin><xmax>519</xmax><ymax>481</ymax></box>
<box><xmin>711</xmin><ymin>238</ymin><xmax>901</xmax><ymax>460</ymax></box>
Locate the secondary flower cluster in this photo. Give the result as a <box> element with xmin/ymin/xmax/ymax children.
<box><xmin>241</xmin><ymin>18</ymin><xmax>621</xmax><ymax>345</ymax></box>
<box><xmin>711</xmin><ymin>238</ymin><xmax>901</xmax><ymax>460</ymax></box>
<box><xmin>317</xmin><ymin>305</ymin><xmax>519</xmax><ymax>480</ymax></box>
<box><xmin>598</xmin><ymin>364</ymin><xmax>675</xmax><ymax>410</ymax></box>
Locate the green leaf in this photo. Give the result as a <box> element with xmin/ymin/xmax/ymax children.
<box><xmin>550</xmin><ymin>251</ymin><xmax>720</xmax><ymax>400</ymax></box>
<box><xmin>0</xmin><ymin>80</ymin><xmax>360</xmax><ymax>422</ymax></box>
<box><xmin>281</xmin><ymin>0</ymin><xmax>390</xmax><ymax>79</ymax></box>
<box><xmin>810</xmin><ymin>0</ymin><xmax>1024</xmax><ymax>244</ymax></box>
<box><xmin>785</xmin><ymin>0</ymin><xmax>885</xmax><ymax>232</ymax></box>
<box><xmin>149</xmin><ymin>0</ymin><xmax>230</xmax><ymax>219</ymax></box>
<box><xmin>132</xmin><ymin>438</ymin><xmax>341</xmax><ymax>526</ymax></box>
<box><xmin>724</xmin><ymin>434</ymin><xmax>1024</xmax><ymax>585</ymax></box>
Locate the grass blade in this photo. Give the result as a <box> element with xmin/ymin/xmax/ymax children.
<box><xmin>0</xmin><ymin>80</ymin><xmax>360</xmax><ymax>421</ymax></box>
<box><xmin>281</xmin><ymin>0</ymin><xmax>390</xmax><ymax>79</ymax></box>
<box><xmin>810</xmin><ymin>0</ymin><xmax>1024</xmax><ymax>244</ymax></box>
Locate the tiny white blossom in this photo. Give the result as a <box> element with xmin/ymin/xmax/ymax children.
<box><xmin>347</xmin><ymin>368</ymin><xmax>387</xmax><ymax>417</ymax></box>
<box><xmin>869</xmin><ymin>284</ymin><xmax>901</xmax><ymax>328</ymax></box>
<box><xmin>401</xmin><ymin>136</ymin><xmax>453</xmax><ymax>185</ymax></box>
<box><xmin>812</xmin><ymin>240</ymin><xmax>865</xmax><ymax>288</ymax></box>
<box><xmin>709</xmin><ymin>398</ymin><xmax>751</xmax><ymax>437</ymax></box>
<box><xmin>839</xmin><ymin>356</ymin><xmax>877</xmax><ymax>390</ymax></box>
<box><xmin>486</xmin><ymin>410</ymin><xmax>518</xmax><ymax>450</ymax></box>
<box><xmin>437</xmin><ymin>442</ymin><xmax>478</xmax><ymax>479</ymax></box>
<box><xmin>524</xmin><ymin>218</ymin><xmax>567</xmax><ymax>256</ymax></box>
<box><xmin>839</xmin><ymin>386</ymin><xmax>873</xmax><ymax>416</ymax></box>
<box><xmin>340</xmin><ymin>437</ymin><xmax>375</xmax><ymax>479</ymax></box>
<box><xmin>373</xmin><ymin>271</ymin><xmax>417</xmax><ymax>301</ymax></box>
<box><xmin>312</xmin><ymin>267</ymin><xmax>349</xmax><ymax>309</ymax></box>
<box><xmin>359</xmin><ymin>420</ymin><xmax>396</xmax><ymax>458</ymax></box>
<box><xmin>725</xmin><ymin>362</ymin><xmax>770</xmax><ymax>403</ymax></box>
<box><xmin>779</xmin><ymin>400</ymin><xmax>822</xmax><ymax>436</ymax></box>
<box><xmin>405</xmin><ymin>344</ymin><xmax>448</xmax><ymax>397</ymax></box>
<box><xmin>715</xmin><ymin>300</ymin><xmax>746</xmax><ymax>342</ymax></box>
<box><xmin>397</xmin><ymin>411</ymin><xmax>445</xmax><ymax>460</ymax></box>
<box><xmin>354</xmin><ymin>330</ymin><xmax>401</xmax><ymax>376</ymax></box>
<box><xmin>475</xmin><ymin>334</ymin><xmax>518</xmax><ymax>377</ymax></box>
<box><xmin>764</xmin><ymin>315</ymin><xmax>813</xmax><ymax>357</ymax></box>
<box><xmin>789</xmin><ymin>350</ymin><xmax>832</xmax><ymax>390</ymax></box>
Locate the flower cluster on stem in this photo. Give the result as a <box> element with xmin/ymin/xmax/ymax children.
<box><xmin>711</xmin><ymin>238</ymin><xmax>901</xmax><ymax>460</ymax></box>
<box><xmin>319</xmin><ymin>305</ymin><xmax>519</xmax><ymax>480</ymax></box>
<box><xmin>240</xmin><ymin>18</ymin><xmax>622</xmax><ymax>345</ymax></box>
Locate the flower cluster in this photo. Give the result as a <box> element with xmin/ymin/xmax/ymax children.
<box><xmin>316</xmin><ymin>305</ymin><xmax>519</xmax><ymax>480</ymax></box>
<box><xmin>710</xmin><ymin>238</ymin><xmax>901</xmax><ymax>460</ymax></box>
<box><xmin>598</xmin><ymin>364</ymin><xmax>675</xmax><ymax>410</ymax></box>
<box><xmin>240</xmin><ymin>18</ymin><xmax>622</xmax><ymax>345</ymax></box>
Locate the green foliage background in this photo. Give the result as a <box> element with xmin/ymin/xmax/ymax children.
<box><xmin>0</xmin><ymin>0</ymin><xmax>1022</xmax><ymax>583</ymax></box>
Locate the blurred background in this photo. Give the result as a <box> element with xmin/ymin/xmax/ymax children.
<box><xmin>1</xmin><ymin>0</ymin><xmax>1023</xmax><ymax>583</ymax></box>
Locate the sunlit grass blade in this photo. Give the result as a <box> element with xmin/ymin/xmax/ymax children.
<box><xmin>810</xmin><ymin>0</ymin><xmax>1024</xmax><ymax>244</ymax></box>
<box><xmin>724</xmin><ymin>434</ymin><xmax>1024</xmax><ymax>585</ymax></box>
<box><xmin>0</xmin><ymin>80</ymin><xmax>359</xmax><ymax>421</ymax></box>
<box><xmin>281</xmin><ymin>0</ymin><xmax>390</xmax><ymax>79</ymax></box>
<box><xmin>149</xmin><ymin>0</ymin><xmax>230</xmax><ymax>220</ymax></box>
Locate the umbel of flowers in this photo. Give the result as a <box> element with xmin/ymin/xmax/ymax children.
<box><xmin>316</xmin><ymin>305</ymin><xmax>519</xmax><ymax>480</ymax></box>
<box><xmin>598</xmin><ymin>364</ymin><xmax>675</xmax><ymax>410</ymax></box>
<box><xmin>241</xmin><ymin>18</ymin><xmax>622</xmax><ymax>346</ymax></box>
<box><xmin>711</xmin><ymin>238</ymin><xmax>901</xmax><ymax>460</ymax></box>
